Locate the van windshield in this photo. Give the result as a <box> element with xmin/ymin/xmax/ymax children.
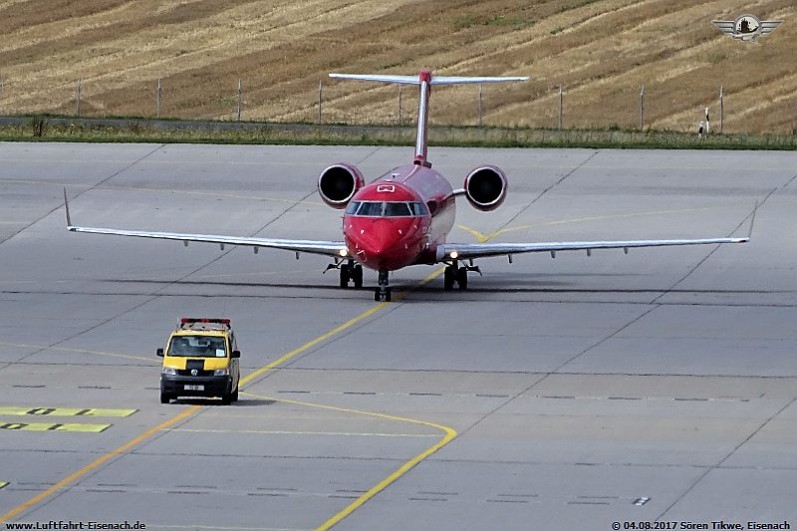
<box><xmin>168</xmin><ymin>335</ymin><xmax>227</xmax><ymax>358</ymax></box>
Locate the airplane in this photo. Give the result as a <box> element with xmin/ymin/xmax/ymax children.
<box><xmin>65</xmin><ymin>69</ymin><xmax>751</xmax><ymax>302</ymax></box>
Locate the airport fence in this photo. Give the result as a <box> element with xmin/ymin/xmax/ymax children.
<box><xmin>0</xmin><ymin>75</ymin><xmax>794</xmax><ymax>136</ymax></box>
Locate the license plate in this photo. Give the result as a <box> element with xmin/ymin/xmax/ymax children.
<box><xmin>184</xmin><ymin>384</ymin><xmax>204</xmax><ymax>391</ymax></box>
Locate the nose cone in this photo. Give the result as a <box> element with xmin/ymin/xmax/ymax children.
<box><xmin>345</xmin><ymin>217</ymin><xmax>422</xmax><ymax>270</ymax></box>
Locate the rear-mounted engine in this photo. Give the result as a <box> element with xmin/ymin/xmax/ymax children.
<box><xmin>463</xmin><ymin>165</ymin><xmax>508</xmax><ymax>211</ymax></box>
<box><xmin>318</xmin><ymin>163</ymin><xmax>365</xmax><ymax>209</ymax></box>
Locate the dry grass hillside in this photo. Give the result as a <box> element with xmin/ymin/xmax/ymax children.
<box><xmin>0</xmin><ymin>0</ymin><xmax>794</xmax><ymax>133</ymax></box>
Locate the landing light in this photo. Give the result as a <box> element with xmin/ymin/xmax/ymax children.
<box><xmin>339</xmin><ymin>249</ymin><xmax>348</xmax><ymax>257</ymax></box>
<box><xmin>449</xmin><ymin>251</ymin><xmax>459</xmax><ymax>259</ymax></box>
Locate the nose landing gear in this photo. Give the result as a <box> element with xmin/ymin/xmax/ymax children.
<box><xmin>374</xmin><ymin>269</ymin><xmax>391</xmax><ymax>302</ymax></box>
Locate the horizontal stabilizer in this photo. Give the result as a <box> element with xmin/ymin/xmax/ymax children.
<box><xmin>330</xmin><ymin>70</ymin><xmax>528</xmax><ymax>165</ymax></box>
<box><xmin>329</xmin><ymin>73</ymin><xmax>529</xmax><ymax>86</ymax></box>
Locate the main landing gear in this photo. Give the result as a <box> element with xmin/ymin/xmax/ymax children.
<box><xmin>443</xmin><ymin>260</ymin><xmax>481</xmax><ymax>291</ymax></box>
<box><xmin>374</xmin><ymin>269</ymin><xmax>391</xmax><ymax>302</ymax></box>
<box><xmin>326</xmin><ymin>259</ymin><xmax>363</xmax><ymax>289</ymax></box>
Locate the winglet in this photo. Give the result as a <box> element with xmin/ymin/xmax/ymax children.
<box><xmin>747</xmin><ymin>201</ymin><xmax>758</xmax><ymax>241</ymax></box>
<box><xmin>63</xmin><ymin>188</ymin><xmax>73</xmax><ymax>229</ymax></box>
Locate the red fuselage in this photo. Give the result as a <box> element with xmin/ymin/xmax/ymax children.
<box><xmin>343</xmin><ymin>163</ymin><xmax>455</xmax><ymax>271</ymax></box>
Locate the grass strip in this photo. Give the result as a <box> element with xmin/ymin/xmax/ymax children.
<box><xmin>1</xmin><ymin>115</ymin><xmax>795</xmax><ymax>150</ymax></box>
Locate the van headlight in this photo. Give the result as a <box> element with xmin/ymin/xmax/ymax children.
<box><xmin>162</xmin><ymin>367</ymin><xmax>177</xmax><ymax>375</ymax></box>
<box><xmin>213</xmin><ymin>369</ymin><xmax>229</xmax><ymax>376</ymax></box>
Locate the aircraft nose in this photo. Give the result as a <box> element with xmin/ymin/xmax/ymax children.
<box><xmin>346</xmin><ymin>217</ymin><xmax>419</xmax><ymax>269</ymax></box>
<box><xmin>356</xmin><ymin>219</ymin><xmax>403</xmax><ymax>257</ymax></box>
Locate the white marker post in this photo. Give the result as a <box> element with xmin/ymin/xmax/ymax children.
<box><xmin>75</xmin><ymin>80</ymin><xmax>81</xmax><ymax>117</ymax></box>
<box><xmin>318</xmin><ymin>81</ymin><xmax>323</xmax><ymax>124</ymax></box>
<box><xmin>478</xmin><ymin>83</ymin><xmax>483</xmax><ymax>127</ymax></box>
<box><xmin>156</xmin><ymin>79</ymin><xmax>162</xmax><ymax>118</ymax></box>
<box><xmin>557</xmin><ymin>85</ymin><xmax>563</xmax><ymax>130</ymax></box>
<box><xmin>237</xmin><ymin>79</ymin><xmax>243</xmax><ymax>121</ymax></box>
<box><xmin>639</xmin><ymin>84</ymin><xmax>645</xmax><ymax>130</ymax></box>
<box><xmin>705</xmin><ymin>107</ymin><xmax>710</xmax><ymax>134</ymax></box>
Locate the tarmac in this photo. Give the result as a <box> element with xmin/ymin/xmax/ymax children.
<box><xmin>0</xmin><ymin>143</ymin><xmax>795</xmax><ymax>530</ymax></box>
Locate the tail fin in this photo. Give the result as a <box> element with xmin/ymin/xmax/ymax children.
<box><xmin>329</xmin><ymin>70</ymin><xmax>528</xmax><ymax>166</ymax></box>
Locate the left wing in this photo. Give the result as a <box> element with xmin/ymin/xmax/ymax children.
<box><xmin>436</xmin><ymin>235</ymin><xmax>749</xmax><ymax>261</ymax></box>
<box><xmin>64</xmin><ymin>190</ymin><xmax>347</xmax><ymax>258</ymax></box>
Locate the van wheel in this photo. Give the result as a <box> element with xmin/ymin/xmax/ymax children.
<box><xmin>160</xmin><ymin>392</ymin><xmax>171</xmax><ymax>404</ymax></box>
<box><xmin>231</xmin><ymin>387</ymin><xmax>239</xmax><ymax>402</ymax></box>
<box><xmin>221</xmin><ymin>392</ymin><xmax>232</xmax><ymax>405</ymax></box>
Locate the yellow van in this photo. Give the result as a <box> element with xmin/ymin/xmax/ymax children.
<box><xmin>157</xmin><ymin>318</ymin><xmax>240</xmax><ymax>405</ymax></box>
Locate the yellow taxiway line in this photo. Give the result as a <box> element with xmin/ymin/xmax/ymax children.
<box><xmin>242</xmin><ymin>392</ymin><xmax>457</xmax><ymax>531</ymax></box>
<box><xmin>1</xmin><ymin>282</ymin><xmax>415</xmax><ymax>522</ymax></box>
<box><xmin>238</xmin><ymin>302</ymin><xmax>390</xmax><ymax>389</ymax></box>
<box><xmin>1</xmin><ymin>246</ymin><xmax>455</xmax><ymax>524</ymax></box>
<box><xmin>0</xmin><ymin>405</ymin><xmax>200</xmax><ymax>522</ymax></box>
<box><xmin>238</xmin><ymin>264</ymin><xmax>449</xmax><ymax>389</ymax></box>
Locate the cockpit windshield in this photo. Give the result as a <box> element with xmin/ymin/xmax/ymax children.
<box><xmin>168</xmin><ymin>335</ymin><xmax>227</xmax><ymax>358</ymax></box>
<box><xmin>345</xmin><ymin>201</ymin><xmax>428</xmax><ymax>217</ymax></box>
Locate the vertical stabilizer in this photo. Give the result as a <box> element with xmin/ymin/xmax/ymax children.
<box><xmin>329</xmin><ymin>70</ymin><xmax>528</xmax><ymax>167</ymax></box>
<box><xmin>415</xmin><ymin>70</ymin><xmax>432</xmax><ymax>166</ymax></box>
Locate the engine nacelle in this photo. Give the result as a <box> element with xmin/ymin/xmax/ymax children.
<box><xmin>463</xmin><ymin>165</ymin><xmax>508</xmax><ymax>211</ymax></box>
<box><xmin>318</xmin><ymin>163</ymin><xmax>365</xmax><ymax>209</ymax></box>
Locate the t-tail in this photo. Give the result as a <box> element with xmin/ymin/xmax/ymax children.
<box><xmin>328</xmin><ymin>70</ymin><xmax>528</xmax><ymax>167</ymax></box>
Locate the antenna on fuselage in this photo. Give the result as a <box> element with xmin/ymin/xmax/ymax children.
<box><xmin>329</xmin><ymin>71</ymin><xmax>529</xmax><ymax>167</ymax></box>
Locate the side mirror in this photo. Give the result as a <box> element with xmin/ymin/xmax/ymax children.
<box><xmin>231</xmin><ymin>350</ymin><xmax>241</xmax><ymax>359</ymax></box>
<box><xmin>156</xmin><ymin>348</ymin><xmax>164</xmax><ymax>357</ymax></box>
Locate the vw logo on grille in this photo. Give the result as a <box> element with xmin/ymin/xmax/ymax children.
<box><xmin>191</xmin><ymin>369</ymin><xmax>198</xmax><ymax>376</ymax></box>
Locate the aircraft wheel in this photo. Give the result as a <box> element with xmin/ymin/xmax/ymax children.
<box><xmin>443</xmin><ymin>266</ymin><xmax>455</xmax><ymax>290</ymax></box>
<box><xmin>374</xmin><ymin>287</ymin><xmax>391</xmax><ymax>302</ymax></box>
<box><xmin>457</xmin><ymin>267</ymin><xmax>468</xmax><ymax>290</ymax></box>
<box><xmin>339</xmin><ymin>265</ymin><xmax>350</xmax><ymax>288</ymax></box>
<box><xmin>352</xmin><ymin>265</ymin><xmax>363</xmax><ymax>289</ymax></box>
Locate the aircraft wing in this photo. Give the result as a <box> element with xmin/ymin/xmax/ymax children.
<box><xmin>67</xmin><ymin>224</ymin><xmax>348</xmax><ymax>257</ymax></box>
<box><xmin>436</xmin><ymin>236</ymin><xmax>749</xmax><ymax>261</ymax></box>
<box><xmin>64</xmin><ymin>191</ymin><xmax>347</xmax><ymax>258</ymax></box>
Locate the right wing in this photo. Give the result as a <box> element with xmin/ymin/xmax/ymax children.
<box><xmin>64</xmin><ymin>190</ymin><xmax>348</xmax><ymax>259</ymax></box>
<box><xmin>437</xmin><ymin>203</ymin><xmax>756</xmax><ymax>261</ymax></box>
<box><xmin>436</xmin><ymin>235</ymin><xmax>749</xmax><ymax>261</ymax></box>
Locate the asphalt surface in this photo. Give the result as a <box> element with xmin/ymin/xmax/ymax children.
<box><xmin>0</xmin><ymin>143</ymin><xmax>795</xmax><ymax>531</ymax></box>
